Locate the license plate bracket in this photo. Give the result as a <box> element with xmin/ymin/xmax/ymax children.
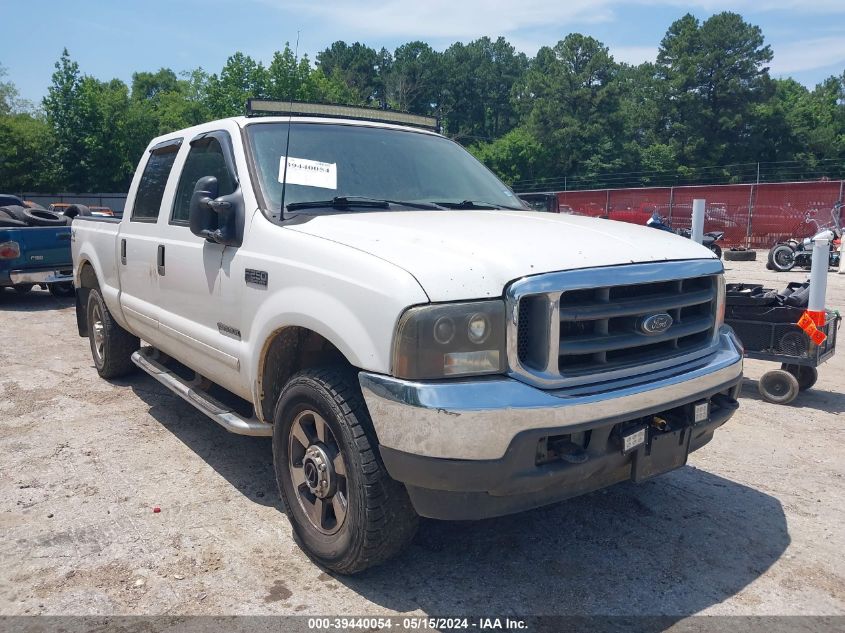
<box><xmin>632</xmin><ymin>426</ymin><xmax>692</xmax><ymax>483</ymax></box>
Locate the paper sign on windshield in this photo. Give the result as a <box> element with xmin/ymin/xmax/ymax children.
<box><xmin>278</xmin><ymin>156</ymin><xmax>337</xmax><ymax>190</ymax></box>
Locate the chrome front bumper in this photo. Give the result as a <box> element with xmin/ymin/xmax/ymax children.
<box><xmin>359</xmin><ymin>326</ymin><xmax>743</xmax><ymax>461</ymax></box>
<box><xmin>9</xmin><ymin>269</ymin><xmax>73</xmax><ymax>284</ymax></box>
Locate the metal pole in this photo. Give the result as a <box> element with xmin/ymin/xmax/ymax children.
<box><xmin>605</xmin><ymin>189</ymin><xmax>610</xmax><ymax>216</ymax></box>
<box><xmin>837</xmin><ymin>181</ymin><xmax>844</xmax><ymax>275</ymax></box>
<box><xmin>691</xmin><ymin>198</ymin><xmax>705</xmax><ymax>244</ymax></box>
<box><xmin>745</xmin><ymin>184</ymin><xmax>755</xmax><ymax>250</ymax></box>
<box><xmin>808</xmin><ymin>238</ymin><xmax>830</xmax><ymax>323</ymax></box>
<box><xmin>668</xmin><ymin>187</ymin><xmax>674</xmax><ymax>223</ymax></box>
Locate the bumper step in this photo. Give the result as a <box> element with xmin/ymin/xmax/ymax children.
<box><xmin>131</xmin><ymin>348</ymin><xmax>272</xmax><ymax>437</ymax></box>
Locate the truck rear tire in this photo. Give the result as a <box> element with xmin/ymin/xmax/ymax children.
<box><xmin>272</xmin><ymin>367</ymin><xmax>418</xmax><ymax>574</ymax></box>
<box><xmin>86</xmin><ymin>288</ymin><xmax>139</xmax><ymax>378</ymax></box>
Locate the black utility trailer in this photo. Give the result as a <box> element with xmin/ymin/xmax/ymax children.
<box><xmin>725</xmin><ymin>283</ymin><xmax>840</xmax><ymax>404</ymax></box>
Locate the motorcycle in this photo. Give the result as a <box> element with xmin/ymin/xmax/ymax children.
<box><xmin>767</xmin><ymin>201</ymin><xmax>842</xmax><ymax>272</ymax></box>
<box><xmin>646</xmin><ymin>211</ymin><xmax>725</xmax><ymax>258</ymax></box>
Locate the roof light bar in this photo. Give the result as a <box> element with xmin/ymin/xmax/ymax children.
<box><xmin>246</xmin><ymin>99</ymin><xmax>439</xmax><ymax>131</ymax></box>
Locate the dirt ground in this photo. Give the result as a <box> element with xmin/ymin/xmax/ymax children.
<box><xmin>0</xmin><ymin>256</ymin><xmax>843</xmax><ymax>618</ymax></box>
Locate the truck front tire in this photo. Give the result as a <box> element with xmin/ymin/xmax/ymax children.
<box><xmin>86</xmin><ymin>288</ymin><xmax>139</xmax><ymax>378</ymax></box>
<box><xmin>272</xmin><ymin>367</ymin><xmax>418</xmax><ymax>574</ymax></box>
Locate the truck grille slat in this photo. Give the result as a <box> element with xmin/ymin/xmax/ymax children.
<box><xmin>508</xmin><ymin>261</ymin><xmax>723</xmax><ymax>390</ymax></box>
<box><xmin>558</xmin><ymin>288</ymin><xmax>715</xmax><ymax>321</ymax></box>
<box><xmin>559</xmin><ymin>315</ymin><xmax>714</xmax><ymax>355</ymax></box>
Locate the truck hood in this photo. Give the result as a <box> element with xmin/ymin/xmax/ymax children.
<box><xmin>286</xmin><ymin>210</ymin><xmax>717</xmax><ymax>301</ymax></box>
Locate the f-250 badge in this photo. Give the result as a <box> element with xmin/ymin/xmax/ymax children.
<box><xmin>245</xmin><ymin>268</ymin><xmax>268</xmax><ymax>287</ymax></box>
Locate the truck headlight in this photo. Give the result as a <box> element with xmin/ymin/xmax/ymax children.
<box><xmin>392</xmin><ymin>301</ymin><xmax>506</xmax><ymax>379</ymax></box>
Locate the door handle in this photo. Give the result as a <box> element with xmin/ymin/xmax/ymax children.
<box><xmin>120</xmin><ymin>239</ymin><xmax>126</xmax><ymax>265</ymax></box>
<box><xmin>157</xmin><ymin>244</ymin><xmax>165</xmax><ymax>276</ymax></box>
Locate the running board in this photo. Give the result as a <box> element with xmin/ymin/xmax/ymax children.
<box><xmin>131</xmin><ymin>348</ymin><xmax>273</xmax><ymax>437</ymax></box>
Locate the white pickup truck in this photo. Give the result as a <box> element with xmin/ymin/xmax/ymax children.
<box><xmin>72</xmin><ymin>101</ymin><xmax>743</xmax><ymax>573</ymax></box>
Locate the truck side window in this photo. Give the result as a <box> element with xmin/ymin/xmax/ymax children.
<box><xmin>171</xmin><ymin>138</ymin><xmax>236</xmax><ymax>225</ymax></box>
<box><xmin>131</xmin><ymin>144</ymin><xmax>180</xmax><ymax>222</ymax></box>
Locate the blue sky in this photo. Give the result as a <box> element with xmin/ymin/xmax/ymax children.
<box><xmin>2</xmin><ymin>0</ymin><xmax>844</xmax><ymax>105</ymax></box>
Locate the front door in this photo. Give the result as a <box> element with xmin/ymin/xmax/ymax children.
<box><xmin>155</xmin><ymin>131</ymin><xmax>244</xmax><ymax>393</ymax></box>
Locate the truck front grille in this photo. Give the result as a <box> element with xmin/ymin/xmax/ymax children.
<box><xmin>508</xmin><ymin>261</ymin><xmax>722</xmax><ymax>389</ymax></box>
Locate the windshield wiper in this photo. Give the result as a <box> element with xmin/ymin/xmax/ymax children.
<box><xmin>285</xmin><ymin>196</ymin><xmax>389</xmax><ymax>212</ymax></box>
<box><xmin>433</xmin><ymin>199</ymin><xmax>521</xmax><ymax>210</ymax></box>
<box><xmin>286</xmin><ymin>196</ymin><xmax>445</xmax><ymax>212</ymax></box>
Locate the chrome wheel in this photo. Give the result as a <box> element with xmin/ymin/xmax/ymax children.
<box><xmin>288</xmin><ymin>409</ymin><xmax>348</xmax><ymax>534</ymax></box>
<box><xmin>773</xmin><ymin>245</ymin><xmax>795</xmax><ymax>269</ymax></box>
<box><xmin>91</xmin><ymin>302</ymin><xmax>105</xmax><ymax>364</ymax></box>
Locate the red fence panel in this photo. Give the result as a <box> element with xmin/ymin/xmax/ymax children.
<box><xmin>607</xmin><ymin>187</ymin><xmax>672</xmax><ymax>226</ymax></box>
<box><xmin>750</xmin><ymin>181</ymin><xmax>843</xmax><ymax>248</ymax></box>
<box><xmin>557</xmin><ymin>190</ymin><xmax>608</xmax><ymax>217</ymax></box>
<box><xmin>549</xmin><ymin>180</ymin><xmax>844</xmax><ymax>248</ymax></box>
<box><xmin>669</xmin><ymin>184</ymin><xmax>752</xmax><ymax>247</ymax></box>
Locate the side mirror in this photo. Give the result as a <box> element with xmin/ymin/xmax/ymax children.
<box><xmin>188</xmin><ymin>176</ymin><xmax>244</xmax><ymax>247</ymax></box>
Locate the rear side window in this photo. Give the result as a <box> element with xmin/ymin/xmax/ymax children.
<box><xmin>171</xmin><ymin>137</ymin><xmax>236</xmax><ymax>224</ymax></box>
<box><xmin>131</xmin><ymin>141</ymin><xmax>180</xmax><ymax>222</ymax></box>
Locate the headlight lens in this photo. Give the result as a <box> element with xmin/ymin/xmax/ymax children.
<box><xmin>467</xmin><ymin>313</ymin><xmax>490</xmax><ymax>344</ymax></box>
<box><xmin>392</xmin><ymin>301</ymin><xmax>506</xmax><ymax>379</ymax></box>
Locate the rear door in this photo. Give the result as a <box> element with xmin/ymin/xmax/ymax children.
<box><xmin>117</xmin><ymin>138</ymin><xmax>181</xmax><ymax>341</ymax></box>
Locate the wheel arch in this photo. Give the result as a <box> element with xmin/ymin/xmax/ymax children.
<box><xmin>74</xmin><ymin>259</ymin><xmax>100</xmax><ymax>337</ymax></box>
<box><xmin>255</xmin><ymin>325</ymin><xmax>354</xmax><ymax>423</ymax></box>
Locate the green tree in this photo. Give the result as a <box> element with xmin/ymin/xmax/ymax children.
<box><xmin>656</xmin><ymin>12</ymin><xmax>773</xmax><ymax>166</ymax></box>
<box><xmin>129</xmin><ymin>67</ymin><xmax>211</xmax><ymax>138</ymax></box>
<box><xmin>441</xmin><ymin>37</ymin><xmax>527</xmax><ymax>141</ymax></box>
<box><xmin>43</xmin><ymin>50</ymin><xmax>138</xmax><ymax>191</ymax></box>
<box><xmin>43</xmin><ymin>49</ymin><xmax>86</xmax><ymax>189</ymax></box>
<box><xmin>316</xmin><ymin>42</ymin><xmax>380</xmax><ymax>103</ymax></box>
<box><xmin>386</xmin><ymin>42</ymin><xmax>441</xmax><ymax>114</ymax></box>
<box><xmin>1</xmin><ymin>63</ymin><xmax>22</xmax><ymax>114</ymax></box>
<box><xmin>517</xmin><ymin>34</ymin><xmax>623</xmax><ymax>177</ymax></box>
<box><xmin>204</xmin><ymin>53</ymin><xmax>268</xmax><ymax>118</ymax></box>
<box><xmin>0</xmin><ymin>112</ymin><xmax>57</xmax><ymax>191</ymax></box>
<box><xmin>469</xmin><ymin>127</ymin><xmax>546</xmax><ymax>184</ymax></box>
<box><xmin>75</xmin><ymin>76</ymin><xmax>135</xmax><ymax>190</ymax></box>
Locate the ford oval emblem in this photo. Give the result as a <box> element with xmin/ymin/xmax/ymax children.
<box><xmin>640</xmin><ymin>313</ymin><xmax>673</xmax><ymax>335</ymax></box>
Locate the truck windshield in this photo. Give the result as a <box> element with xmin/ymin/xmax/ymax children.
<box><xmin>245</xmin><ymin>122</ymin><xmax>524</xmax><ymax>214</ymax></box>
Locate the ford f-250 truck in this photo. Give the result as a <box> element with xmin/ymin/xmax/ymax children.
<box><xmin>72</xmin><ymin>101</ymin><xmax>743</xmax><ymax>573</ymax></box>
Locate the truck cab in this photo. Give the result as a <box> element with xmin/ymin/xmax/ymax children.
<box><xmin>71</xmin><ymin>101</ymin><xmax>743</xmax><ymax>574</ymax></box>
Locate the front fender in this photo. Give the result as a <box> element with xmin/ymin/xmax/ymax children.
<box><xmin>241</xmin><ymin>281</ymin><xmax>429</xmax><ymax>415</ymax></box>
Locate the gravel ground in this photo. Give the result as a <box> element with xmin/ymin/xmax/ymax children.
<box><xmin>0</xmin><ymin>256</ymin><xmax>843</xmax><ymax>617</ymax></box>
